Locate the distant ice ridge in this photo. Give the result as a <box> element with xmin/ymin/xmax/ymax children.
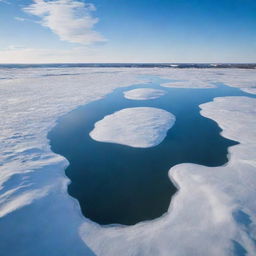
<box><xmin>89</xmin><ymin>107</ymin><xmax>175</xmax><ymax>148</ymax></box>
<box><xmin>143</xmin><ymin>68</ymin><xmax>256</xmax><ymax>93</ymax></box>
<box><xmin>123</xmin><ymin>88</ymin><xmax>166</xmax><ymax>100</ymax></box>
<box><xmin>0</xmin><ymin>67</ymin><xmax>256</xmax><ymax>256</ymax></box>
<box><xmin>161</xmin><ymin>80</ymin><xmax>214</xmax><ymax>89</ymax></box>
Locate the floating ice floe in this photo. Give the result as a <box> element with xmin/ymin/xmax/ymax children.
<box><xmin>89</xmin><ymin>107</ymin><xmax>175</xmax><ymax>148</ymax></box>
<box><xmin>123</xmin><ymin>88</ymin><xmax>166</xmax><ymax>100</ymax></box>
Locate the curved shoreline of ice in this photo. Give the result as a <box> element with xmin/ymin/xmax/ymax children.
<box><xmin>1</xmin><ymin>67</ymin><xmax>256</xmax><ymax>256</ymax></box>
<box><xmin>0</xmin><ymin>68</ymin><xmax>147</xmax><ymax>256</ymax></box>
<box><xmin>89</xmin><ymin>107</ymin><xmax>175</xmax><ymax>148</ymax></box>
<box><xmin>123</xmin><ymin>88</ymin><xmax>166</xmax><ymax>100</ymax></box>
<box><xmin>80</xmin><ymin>96</ymin><xmax>256</xmax><ymax>256</ymax></box>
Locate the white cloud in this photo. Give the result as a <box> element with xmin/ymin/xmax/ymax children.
<box><xmin>23</xmin><ymin>0</ymin><xmax>106</xmax><ymax>45</ymax></box>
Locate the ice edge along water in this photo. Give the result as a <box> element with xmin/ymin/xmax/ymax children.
<box><xmin>0</xmin><ymin>68</ymin><xmax>256</xmax><ymax>256</ymax></box>
<box><xmin>80</xmin><ymin>96</ymin><xmax>256</xmax><ymax>256</ymax></box>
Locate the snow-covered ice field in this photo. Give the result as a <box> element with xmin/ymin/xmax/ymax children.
<box><xmin>0</xmin><ymin>67</ymin><xmax>256</xmax><ymax>256</ymax></box>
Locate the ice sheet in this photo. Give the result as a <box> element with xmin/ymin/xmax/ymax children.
<box><xmin>1</xmin><ymin>67</ymin><xmax>256</xmax><ymax>256</ymax></box>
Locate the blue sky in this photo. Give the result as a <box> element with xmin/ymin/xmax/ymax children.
<box><xmin>0</xmin><ymin>0</ymin><xmax>255</xmax><ymax>63</ymax></box>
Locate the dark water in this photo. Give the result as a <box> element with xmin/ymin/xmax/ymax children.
<box><xmin>48</xmin><ymin>76</ymin><xmax>253</xmax><ymax>225</ymax></box>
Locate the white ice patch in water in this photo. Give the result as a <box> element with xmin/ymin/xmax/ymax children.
<box><xmin>161</xmin><ymin>80</ymin><xmax>214</xmax><ymax>89</ymax></box>
<box><xmin>89</xmin><ymin>107</ymin><xmax>175</xmax><ymax>148</ymax></box>
<box><xmin>123</xmin><ymin>88</ymin><xmax>166</xmax><ymax>100</ymax></box>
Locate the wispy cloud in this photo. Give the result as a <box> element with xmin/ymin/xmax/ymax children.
<box><xmin>14</xmin><ymin>17</ymin><xmax>26</xmax><ymax>22</ymax></box>
<box><xmin>0</xmin><ymin>0</ymin><xmax>10</xmax><ymax>4</ymax></box>
<box><xmin>23</xmin><ymin>0</ymin><xmax>106</xmax><ymax>45</ymax></box>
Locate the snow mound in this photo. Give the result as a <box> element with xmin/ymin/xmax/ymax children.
<box><xmin>89</xmin><ymin>107</ymin><xmax>175</xmax><ymax>148</ymax></box>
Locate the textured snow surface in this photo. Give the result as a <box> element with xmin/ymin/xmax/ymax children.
<box><xmin>90</xmin><ymin>107</ymin><xmax>175</xmax><ymax>148</ymax></box>
<box><xmin>1</xmin><ymin>67</ymin><xmax>256</xmax><ymax>256</ymax></box>
<box><xmin>123</xmin><ymin>88</ymin><xmax>166</xmax><ymax>100</ymax></box>
<box><xmin>156</xmin><ymin>68</ymin><xmax>256</xmax><ymax>93</ymax></box>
